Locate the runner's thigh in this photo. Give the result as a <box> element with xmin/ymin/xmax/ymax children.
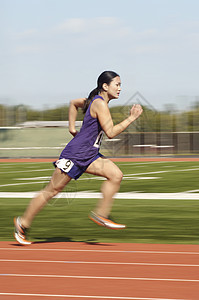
<box><xmin>85</xmin><ymin>157</ymin><xmax>123</xmax><ymax>181</ymax></box>
<box><xmin>45</xmin><ymin>167</ymin><xmax>71</xmax><ymax>192</ymax></box>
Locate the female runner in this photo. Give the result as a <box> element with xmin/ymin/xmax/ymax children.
<box><xmin>14</xmin><ymin>70</ymin><xmax>143</xmax><ymax>245</ymax></box>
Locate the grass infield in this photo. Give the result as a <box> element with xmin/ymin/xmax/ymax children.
<box><xmin>0</xmin><ymin>160</ymin><xmax>199</xmax><ymax>244</ymax></box>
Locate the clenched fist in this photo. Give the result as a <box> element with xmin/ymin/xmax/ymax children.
<box><xmin>130</xmin><ymin>104</ymin><xmax>143</xmax><ymax>121</ymax></box>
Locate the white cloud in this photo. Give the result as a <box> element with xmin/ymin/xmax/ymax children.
<box><xmin>51</xmin><ymin>17</ymin><xmax>199</xmax><ymax>58</ymax></box>
<box><xmin>6</xmin><ymin>16</ymin><xmax>199</xmax><ymax>61</ymax></box>
<box><xmin>55</xmin><ymin>18</ymin><xmax>87</xmax><ymax>34</ymax></box>
<box><xmin>54</xmin><ymin>17</ymin><xmax>120</xmax><ymax>36</ymax></box>
<box><xmin>94</xmin><ymin>17</ymin><xmax>118</xmax><ymax>26</ymax></box>
<box><xmin>13</xmin><ymin>29</ymin><xmax>38</xmax><ymax>39</ymax></box>
<box><xmin>135</xmin><ymin>29</ymin><xmax>159</xmax><ymax>39</ymax></box>
<box><xmin>2</xmin><ymin>12</ymin><xmax>199</xmax><ymax>110</ymax></box>
<box><xmin>15</xmin><ymin>45</ymin><xmax>42</xmax><ymax>54</ymax></box>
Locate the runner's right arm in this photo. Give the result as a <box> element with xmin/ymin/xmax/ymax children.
<box><xmin>68</xmin><ymin>98</ymin><xmax>86</xmax><ymax>136</ymax></box>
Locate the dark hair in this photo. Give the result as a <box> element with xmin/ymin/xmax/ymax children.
<box><xmin>82</xmin><ymin>70</ymin><xmax>119</xmax><ymax>113</ymax></box>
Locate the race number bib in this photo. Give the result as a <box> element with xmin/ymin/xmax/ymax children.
<box><xmin>93</xmin><ymin>130</ymin><xmax>104</xmax><ymax>148</ymax></box>
<box><xmin>55</xmin><ymin>159</ymin><xmax>74</xmax><ymax>173</ymax></box>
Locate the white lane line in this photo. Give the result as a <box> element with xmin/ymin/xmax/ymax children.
<box><xmin>1</xmin><ymin>191</ymin><xmax>199</xmax><ymax>199</ymax></box>
<box><xmin>0</xmin><ymin>259</ymin><xmax>199</xmax><ymax>267</ymax></box>
<box><xmin>0</xmin><ymin>248</ymin><xmax>199</xmax><ymax>255</ymax></box>
<box><xmin>1</xmin><ymin>273</ymin><xmax>199</xmax><ymax>282</ymax></box>
<box><xmin>0</xmin><ymin>293</ymin><xmax>185</xmax><ymax>300</ymax></box>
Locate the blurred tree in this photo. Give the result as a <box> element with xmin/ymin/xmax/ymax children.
<box><xmin>1</xmin><ymin>103</ymin><xmax>199</xmax><ymax>132</ymax></box>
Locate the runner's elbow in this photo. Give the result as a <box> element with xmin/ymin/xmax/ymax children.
<box><xmin>69</xmin><ymin>99</ymin><xmax>77</xmax><ymax>108</ymax></box>
<box><xmin>105</xmin><ymin>131</ymin><xmax>116</xmax><ymax>139</ymax></box>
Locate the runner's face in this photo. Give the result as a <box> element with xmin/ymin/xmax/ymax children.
<box><xmin>107</xmin><ymin>76</ymin><xmax>121</xmax><ymax>99</ymax></box>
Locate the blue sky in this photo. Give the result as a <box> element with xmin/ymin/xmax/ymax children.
<box><xmin>1</xmin><ymin>0</ymin><xmax>199</xmax><ymax>110</ymax></box>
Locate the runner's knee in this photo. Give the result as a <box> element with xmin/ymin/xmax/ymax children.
<box><xmin>110</xmin><ymin>169</ymin><xmax>123</xmax><ymax>184</ymax></box>
<box><xmin>117</xmin><ymin>170</ymin><xmax>123</xmax><ymax>183</ymax></box>
<box><xmin>50</xmin><ymin>188</ymin><xmax>61</xmax><ymax>198</ymax></box>
<box><xmin>43</xmin><ymin>184</ymin><xmax>64</xmax><ymax>199</ymax></box>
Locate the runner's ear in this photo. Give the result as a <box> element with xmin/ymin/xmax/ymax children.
<box><xmin>102</xmin><ymin>83</ymin><xmax>108</xmax><ymax>91</ymax></box>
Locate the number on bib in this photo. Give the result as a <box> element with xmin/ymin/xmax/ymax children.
<box><xmin>93</xmin><ymin>130</ymin><xmax>104</xmax><ymax>148</ymax></box>
<box><xmin>55</xmin><ymin>159</ymin><xmax>74</xmax><ymax>173</ymax></box>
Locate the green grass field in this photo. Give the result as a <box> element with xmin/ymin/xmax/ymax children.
<box><xmin>0</xmin><ymin>160</ymin><xmax>199</xmax><ymax>244</ymax></box>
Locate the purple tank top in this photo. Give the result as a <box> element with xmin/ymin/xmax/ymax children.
<box><xmin>59</xmin><ymin>96</ymin><xmax>104</xmax><ymax>167</ymax></box>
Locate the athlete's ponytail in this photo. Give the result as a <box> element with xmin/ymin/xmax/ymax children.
<box><xmin>83</xmin><ymin>70</ymin><xmax>119</xmax><ymax>113</ymax></box>
<box><xmin>82</xmin><ymin>87</ymin><xmax>99</xmax><ymax>113</ymax></box>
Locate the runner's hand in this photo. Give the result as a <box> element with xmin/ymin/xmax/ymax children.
<box><xmin>130</xmin><ymin>104</ymin><xmax>143</xmax><ymax>120</ymax></box>
<box><xmin>69</xmin><ymin>130</ymin><xmax>78</xmax><ymax>137</ymax></box>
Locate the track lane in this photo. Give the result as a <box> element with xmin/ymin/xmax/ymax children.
<box><xmin>0</xmin><ymin>242</ymin><xmax>199</xmax><ymax>299</ymax></box>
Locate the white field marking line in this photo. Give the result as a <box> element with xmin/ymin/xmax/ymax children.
<box><xmin>16</xmin><ymin>176</ymin><xmax>51</xmax><ymax>180</ymax></box>
<box><xmin>0</xmin><ymin>163</ymin><xmax>48</xmax><ymax>167</ymax></box>
<box><xmin>79</xmin><ymin>166</ymin><xmax>199</xmax><ymax>180</ymax></box>
<box><xmin>185</xmin><ymin>189</ymin><xmax>199</xmax><ymax>193</ymax></box>
<box><xmin>0</xmin><ymin>168</ymin><xmax>52</xmax><ymax>174</ymax></box>
<box><xmin>126</xmin><ymin>171</ymin><xmax>167</xmax><ymax>176</ymax></box>
<box><xmin>123</xmin><ymin>177</ymin><xmax>160</xmax><ymax>180</ymax></box>
<box><xmin>81</xmin><ymin>167</ymin><xmax>199</xmax><ymax>181</ymax></box>
<box><xmin>0</xmin><ymin>181</ymin><xmax>49</xmax><ymax>187</ymax></box>
<box><xmin>1</xmin><ymin>273</ymin><xmax>199</xmax><ymax>282</ymax></box>
<box><xmin>1</xmin><ymin>259</ymin><xmax>199</xmax><ymax>267</ymax></box>
<box><xmin>12</xmin><ymin>176</ymin><xmax>160</xmax><ymax>182</ymax></box>
<box><xmin>117</xmin><ymin>161</ymin><xmax>192</xmax><ymax>165</ymax></box>
<box><xmin>0</xmin><ymin>248</ymin><xmax>199</xmax><ymax>255</ymax></box>
<box><xmin>1</xmin><ymin>164</ymin><xmax>196</xmax><ymax>189</ymax></box>
<box><xmin>117</xmin><ymin>162</ymin><xmax>167</xmax><ymax>165</ymax></box>
<box><xmin>0</xmin><ymin>293</ymin><xmax>185</xmax><ymax>300</ymax></box>
<box><xmin>15</xmin><ymin>176</ymin><xmax>159</xmax><ymax>181</ymax></box>
<box><xmin>79</xmin><ymin>176</ymin><xmax>161</xmax><ymax>181</ymax></box>
<box><xmin>1</xmin><ymin>191</ymin><xmax>199</xmax><ymax>200</ymax></box>
<box><xmin>125</xmin><ymin>168</ymin><xmax>199</xmax><ymax>177</ymax></box>
<box><xmin>79</xmin><ymin>171</ymin><xmax>167</xmax><ymax>180</ymax></box>
<box><xmin>0</xmin><ymin>164</ymin><xmax>19</xmax><ymax>167</ymax></box>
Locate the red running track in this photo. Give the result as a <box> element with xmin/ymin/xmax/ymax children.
<box><xmin>0</xmin><ymin>241</ymin><xmax>199</xmax><ymax>300</ymax></box>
